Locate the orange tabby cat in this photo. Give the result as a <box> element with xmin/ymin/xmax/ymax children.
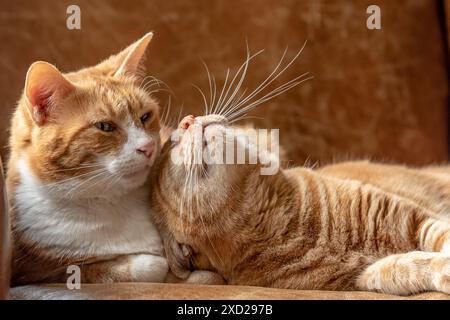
<box><xmin>7</xmin><ymin>33</ymin><xmax>172</xmax><ymax>285</ymax></box>
<box><xmin>151</xmin><ymin>114</ymin><xmax>450</xmax><ymax>295</ymax></box>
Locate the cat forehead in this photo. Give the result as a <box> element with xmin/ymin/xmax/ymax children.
<box><xmin>94</xmin><ymin>82</ymin><xmax>148</xmax><ymax>105</ymax></box>
<box><xmin>79</xmin><ymin>80</ymin><xmax>157</xmax><ymax>116</ymax></box>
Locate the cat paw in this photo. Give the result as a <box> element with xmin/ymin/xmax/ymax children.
<box><xmin>432</xmin><ymin>259</ymin><xmax>450</xmax><ymax>294</ymax></box>
<box><xmin>129</xmin><ymin>254</ymin><xmax>168</xmax><ymax>283</ymax></box>
<box><xmin>163</xmin><ymin>233</ymin><xmax>192</xmax><ymax>279</ymax></box>
<box><xmin>186</xmin><ymin>271</ymin><xmax>226</xmax><ymax>285</ymax></box>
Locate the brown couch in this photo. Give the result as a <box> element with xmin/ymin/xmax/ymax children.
<box><xmin>1</xmin><ymin>0</ymin><xmax>450</xmax><ymax>300</ymax></box>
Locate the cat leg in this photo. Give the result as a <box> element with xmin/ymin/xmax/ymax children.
<box><xmin>417</xmin><ymin>217</ymin><xmax>450</xmax><ymax>253</ymax></box>
<box><xmin>160</xmin><ymin>228</ymin><xmax>192</xmax><ymax>279</ymax></box>
<box><xmin>356</xmin><ymin>251</ymin><xmax>450</xmax><ymax>295</ymax></box>
<box><xmin>78</xmin><ymin>254</ymin><xmax>168</xmax><ymax>283</ymax></box>
<box><xmin>161</xmin><ymin>230</ymin><xmax>226</xmax><ymax>285</ymax></box>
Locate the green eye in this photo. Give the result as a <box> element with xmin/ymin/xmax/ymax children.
<box><xmin>140</xmin><ymin>112</ymin><xmax>153</xmax><ymax>123</ymax></box>
<box><xmin>94</xmin><ymin>122</ymin><xmax>115</xmax><ymax>132</ymax></box>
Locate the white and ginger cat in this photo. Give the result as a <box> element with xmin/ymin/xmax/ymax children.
<box><xmin>7</xmin><ymin>33</ymin><xmax>173</xmax><ymax>285</ymax></box>
<box><xmin>151</xmin><ymin>114</ymin><xmax>450</xmax><ymax>296</ymax></box>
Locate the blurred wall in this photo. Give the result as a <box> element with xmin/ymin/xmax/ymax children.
<box><xmin>445</xmin><ymin>0</ymin><xmax>450</xmax><ymax>53</ymax></box>
<box><xmin>0</xmin><ymin>0</ymin><xmax>448</xmax><ymax>166</ymax></box>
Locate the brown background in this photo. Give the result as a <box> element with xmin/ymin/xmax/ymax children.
<box><xmin>0</xmin><ymin>0</ymin><xmax>449</xmax><ymax>166</ymax></box>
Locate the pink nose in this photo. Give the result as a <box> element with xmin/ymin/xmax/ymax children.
<box><xmin>136</xmin><ymin>141</ymin><xmax>155</xmax><ymax>158</ymax></box>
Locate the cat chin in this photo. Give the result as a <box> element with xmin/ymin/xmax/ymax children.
<box><xmin>117</xmin><ymin>170</ymin><xmax>150</xmax><ymax>190</ymax></box>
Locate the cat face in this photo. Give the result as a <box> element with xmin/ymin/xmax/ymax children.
<box><xmin>155</xmin><ymin>115</ymin><xmax>255</xmax><ymax>229</ymax></box>
<box><xmin>12</xmin><ymin>33</ymin><xmax>162</xmax><ymax>197</ymax></box>
<box><xmin>171</xmin><ymin>114</ymin><xmax>230</xmax><ymax>178</ymax></box>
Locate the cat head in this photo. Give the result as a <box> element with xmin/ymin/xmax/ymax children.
<box><xmin>153</xmin><ymin>115</ymin><xmax>279</xmax><ymax>234</ymax></box>
<box><xmin>11</xmin><ymin>32</ymin><xmax>163</xmax><ymax>198</ymax></box>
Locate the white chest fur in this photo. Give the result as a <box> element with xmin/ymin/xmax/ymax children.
<box><xmin>14</xmin><ymin>157</ymin><xmax>163</xmax><ymax>259</ymax></box>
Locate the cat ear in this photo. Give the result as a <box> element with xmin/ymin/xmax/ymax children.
<box><xmin>24</xmin><ymin>61</ymin><xmax>76</xmax><ymax>125</ymax></box>
<box><xmin>113</xmin><ymin>32</ymin><xmax>153</xmax><ymax>78</ymax></box>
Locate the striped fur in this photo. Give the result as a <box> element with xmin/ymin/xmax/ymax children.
<box><xmin>151</xmin><ymin>115</ymin><xmax>450</xmax><ymax>295</ymax></box>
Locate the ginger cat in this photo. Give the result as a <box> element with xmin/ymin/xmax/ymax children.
<box><xmin>151</xmin><ymin>114</ymin><xmax>450</xmax><ymax>295</ymax></box>
<box><xmin>7</xmin><ymin>33</ymin><xmax>172</xmax><ymax>285</ymax></box>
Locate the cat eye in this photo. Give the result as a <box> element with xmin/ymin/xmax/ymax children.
<box><xmin>94</xmin><ymin>122</ymin><xmax>116</xmax><ymax>132</ymax></box>
<box><xmin>140</xmin><ymin>112</ymin><xmax>153</xmax><ymax>124</ymax></box>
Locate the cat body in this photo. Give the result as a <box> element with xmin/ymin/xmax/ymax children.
<box><xmin>151</xmin><ymin>115</ymin><xmax>450</xmax><ymax>295</ymax></box>
<box><xmin>12</xmin><ymin>156</ymin><xmax>166</xmax><ymax>284</ymax></box>
<box><xmin>8</xmin><ymin>33</ymin><xmax>169</xmax><ymax>285</ymax></box>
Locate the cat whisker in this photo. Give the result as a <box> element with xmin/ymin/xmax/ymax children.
<box><xmin>200</xmin><ymin>59</ymin><xmax>214</xmax><ymax>115</ymax></box>
<box><xmin>140</xmin><ymin>75</ymin><xmax>163</xmax><ymax>89</ymax></box>
<box><xmin>221</xmin><ymin>46</ymin><xmax>289</xmax><ymax>117</ymax></box>
<box><xmin>139</xmin><ymin>75</ymin><xmax>159</xmax><ymax>89</ymax></box>
<box><xmin>108</xmin><ymin>171</ymin><xmax>125</xmax><ymax>191</ymax></box>
<box><xmin>216</xmin><ymin>47</ymin><xmax>264</xmax><ymax>116</ymax></box>
<box><xmin>212</xmin><ymin>67</ymin><xmax>231</xmax><ymax>116</ymax></box>
<box><xmin>233</xmin><ymin>44</ymin><xmax>303</xmax><ymax>110</ymax></box>
<box><xmin>153</xmin><ymin>78</ymin><xmax>175</xmax><ymax>97</ymax></box>
<box><xmin>160</xmin><ymin>96</ymin><xmax>175</xmax><ymax>129</ymax></box>
<box><xmin>210</xmin><ymin>74</ymin><xmax>218</xmax><ymax>115</ymax></box>
<box><xmin>192</xmin><ymin>83</ymin><xmax>209</xmax><ymax>116</ymax></box>
<box><xmin>141</xmin><ymin>78</ymin><xmax>163</xmax><ymax>92</ymax></box>
<box><xmin>160</xmin><ymin>95</ymin><xmax>173</xmax><ymax>128</ymax></box>
<box><xmin>145</xmin><ymin>88</ymin><xmax>173</xmax><ymax>96</ymax></box>
<box><xmin>226</xmin><ymin>88</ymin><xmax>248</xmax><ymax>117</ymax></box>
<box><xmin>139</xmin><ymin>75</ymin><xmax>154</xmax><ymax>87</ymax></box>
<box><xmin>176</xmin><ymin>103</ymin><xmax>185</xmax><ymax>126</ymax></box>
<box><xmin>64</xmin><ymin>169</ymin><xmax>110</xmax><ymax>199</ymax></box>
<box><xmin>194</xmin><ymin>41</ymin><xmax>310</xmax><ymax>123</ymax></box>
<box><xmin>85</xmin><ymin>170</ymin><xmax>121</xmax><ymax>198</ymax></box>
<box><xmin>41</xmin><ymin>163</ymin><xmax>104</xmax><ymax>174</ymax></box>
<box><xmin>222</xmin><ymin>42</ymin><xmax>309</xmax><ymax>119</ymax></box>
<box><xmin>141</xmin><ymin>76</ymin><xmax>176</xmax><ymax>100</ymax></box>
<box><xmin>228</xmin><ymin>115</ymin><xmax>265</xmax><ymax>124</ymax></box>
<box><xmin>226</xmin><ymin>74</ymin><xmax>313</xmax><ymax>122</ymax></box>
<box><xmin>44</xmin><ymin>167</ymin><xmax>108</xmax><ymax>188</ymax></box>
